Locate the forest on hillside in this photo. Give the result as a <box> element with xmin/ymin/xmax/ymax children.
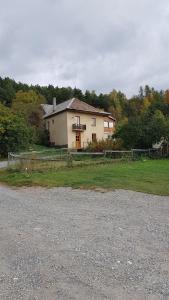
<box><xmin>0</xmin><ymin>76</ymin><xmax>169</xmax><ymax>155</ymax></box>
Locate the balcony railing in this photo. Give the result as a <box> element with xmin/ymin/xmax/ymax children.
<box><xmin>72</xmin><ymin>123</ymin><xmax>86</xmax><ymax>131</ymax></box>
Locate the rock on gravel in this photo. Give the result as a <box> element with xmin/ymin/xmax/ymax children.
<box><xmin>0</xmin><ymin>185</ymin><xmax>169</xmax><ymax>299</ymax></box>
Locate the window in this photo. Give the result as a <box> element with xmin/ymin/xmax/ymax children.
<box><xmin>75</xmin><ymin>116</ymin><xmax>80</xmax><ymax>125</ymax></box>
<box><xmin>52</xmin><ymin>119</ymin><xmax>54</xmax><ymax>124</ymax></box>
<box><xmin>104</xmin><ymin>121</ymin><xmax>114</xmax><ymax>128</ymax></box>
<box><xmin>76</xmin><ymin>134</ymin><xmax>80</xmax><ymax>142</ymax></box>
<box><xmin>104</xmin><ymin>121</ymin><xmax>108</xmax><ymax>128</ymax></box>
<box><xmin>91</xmin><ymin>118</ymin><xmax>96</xmax><ymax>126</ymax></box>
<box><xmin>109</xmin><ymin>122</ymin><xmax>113</xmax><ymax>128</ymax></box>
<box><xmin>92</xmin><ymin>133</ymin><xmax>97</xmax><ymax>142</ymax></box>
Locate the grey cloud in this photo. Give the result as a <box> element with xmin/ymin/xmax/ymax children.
<box><xmin>0</xmin><ymin>0</ymin><xmax>169</xmax><ymax>96</ymax></box>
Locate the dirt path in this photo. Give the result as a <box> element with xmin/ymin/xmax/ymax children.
<box><xmin>0</xmin><ymin>185</ymin><xmax>169</xmax><ymax>299</ymax></box>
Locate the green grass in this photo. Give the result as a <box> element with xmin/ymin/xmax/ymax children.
<box><xmin>0</xmin><ymin>159</ymin><xmax>169</xmax><ymax>195</ymax></box>
<box><xmin>27</xmin><ymin>144</ymin><xmax>55</xmax><ymax>152</ymax></box>
<box><xmin>20</xmin><ymin>144</ymin><xmax>67</xmax><ymax>158</ymax></box>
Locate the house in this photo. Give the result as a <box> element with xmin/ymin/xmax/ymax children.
<box><xmin>42</xmin><ymin>98</ymin><xmax>116</xmax><ymax>149</ymax></box>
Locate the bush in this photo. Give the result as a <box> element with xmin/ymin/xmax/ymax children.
<box><xmin>34</xmin><ymin>127</ymin><xmax>50</xmax><ymax>146</ymax></box>
<box><xmin>86</xmin><ymin>138</ymin><xmax>123</xmax><ymax>152</ymax></box>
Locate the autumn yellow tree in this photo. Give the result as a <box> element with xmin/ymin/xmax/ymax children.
<box><xmin>164</xmin><ymin>90</ymin><xmax>169</xmax><ymax>105</ymax></box>
<box><xmin>12</xmin><ymin>90</ymin><xmax>46</xmax><ymax>127</ymax></box>
<box><xmin>140</xmin><ymin>97</ymin><xmax>151</xmax><ymax>114</ymax></box>
<box><xmin>108</xmin><ymin>90</ymin><xmax>126</xmax><ymax>121</ymax></box>
<box><xmin>12</xmin><ymin>90</ymin><xmax>48</xmax><ymax>144</ymax></box>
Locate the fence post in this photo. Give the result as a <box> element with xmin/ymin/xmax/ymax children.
<box><xmin>148</xmin><ymin>149</ymin><xmax>151</xmax><ymax>157</ymax></box>
<box><xmin>131</xmin><ymin>149</ymin><xmax>134</xmax><ymax>160</ymax></box>
<box><xmin>67</xmin><ymin>151</ymin><xmax>73</xmax><ymax>167</ymax></box>
<box><xmin>7</xmin><ymin>152</ymin><xmax>10</xmax><ymax>168</ymax></box>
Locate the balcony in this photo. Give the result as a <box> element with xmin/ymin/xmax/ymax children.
<box><xmin>72</xmin><ymin>123</ymin><xmax>86</xmax><ymax>131</ymax></box>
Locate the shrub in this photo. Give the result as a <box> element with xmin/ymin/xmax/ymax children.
<box><xmin>86</xmin><ymin>138</ymin><xmax>123</xmax><ymax>152</ymax></box>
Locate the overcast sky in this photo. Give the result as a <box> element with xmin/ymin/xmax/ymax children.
<box><xmin>0</xmin><ymin>0</ymin><xmax>169</xmax><ymax>97</ymax></box>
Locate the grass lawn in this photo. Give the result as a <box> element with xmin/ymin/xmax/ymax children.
<box><xmin>0</xmin><ymin>159</ymin><xmax>169</xmax><ymax>195</ymax></box>
<box><xmin>27</xmin><ymin>144</ymin><xmax>56</xmax><ymax>152</ymax></box>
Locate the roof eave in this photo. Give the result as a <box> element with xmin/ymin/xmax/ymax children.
<box><xmin>67</xmin><ymin>108</ymin><xmax>111</xmax><ymax>116</ymax></box>
<box><xmin>44</xmin><ymin>108</ymin><xmax>111</xmax><ymax>119</ymax></box>
<box><xmin>44</xmin><ymin>109</ymin><xmax>67</xmax><ymax>119</ymax></box>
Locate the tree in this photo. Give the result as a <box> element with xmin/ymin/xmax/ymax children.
<box><xmin>115</xmin><ymin>117</ymin><xmax>142</xmax><ymax>149</ymax></box>
<box><xmin>140</xmin><ymin>97</ymin><xmax>151</xmax><ymax>114</ymax></box>
<box><xmin>142</xmin><ymin>110</ymin><xmax>167</xmax><ymax>147</ymax></box>
<box><xmin>108</xmin><ymin>90</ymin><xmax>126</xmax><ymax>120</ymax></box>
<box><xmin>0</xmin><ymin>77</ymin><xmax>15</xmax><ymax>106</ymax></box>
<box><xmin>144</xmin><ymin>85</ymin><xmax>152</xmax><ymax>98</ymax></box>
<box><xmin>0</xmin><ymin>104</ymin><xmax>32</xmax><ymax>156</ymax></box>
<box><xmin>97</xmin><ymin>93</ymin><xmax>109</xmax><ymax>110</ymax></box>
<box><xmin>116</xmin><ymin>110</ymin><xmax>168</xmax><ymax>149</ymax></box>
<box><xmin>139</xmin><ymin>86</ymin><xmax>144</xmax><ymax>100</ymax></box>
<box><xmin>12</xmin><ymin>90</ymin><xmax>45</xmax><ymax>127</ymax></box>
<box><xmin>164</xmin><ymin>90</ymin><xmax>169</xmax><ymax>105</ymax></box>
<box><xmin>73</xmin><ymin>87</ymin><xmax>84</xmax><ymax>100</ymax></box>
<box><xmin>84</xmin><ymin>90</ymin><xmax>92</xmax><ymax>105</ymax></box>
<box><xmin>12</xmin><ymin>90</ymin><xmax>48</xmax><ymax>144</ymax></box>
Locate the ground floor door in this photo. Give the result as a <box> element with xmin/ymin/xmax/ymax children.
<box><xmin>75</xmin><ymin>132</ymin><xmax>81</xmax><ymax>149</ymax></box>
<box><xmin>92</xmin><ymin>133</ymin><xmax>97</xmax><ymax>142</ymax></box>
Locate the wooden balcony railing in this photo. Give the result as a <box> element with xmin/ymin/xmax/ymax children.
<box><xmin>72</xmin><ymin>124</ymin><xmax>86</xmax><ymax>131</ymax></box>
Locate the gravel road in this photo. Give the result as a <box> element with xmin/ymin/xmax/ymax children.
<box><xmin>0</xmin><ymin>161</ymin><xmax>8</xmax><ymax>169</ymax></box>
<box><xmin>0</xmin><ymin>185</ymin><xmax>169</xmax><ymax>300</ymax></box>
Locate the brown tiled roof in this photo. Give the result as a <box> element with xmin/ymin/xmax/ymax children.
<box><xmin>69</xmin><ymin>98</ymin><xmax>102</xmax><ymax>113</ymax></box>
<box><xmin>44</xmin><ymin>98</ymin><xmax>111</xmax><ymax>118</ymax></box>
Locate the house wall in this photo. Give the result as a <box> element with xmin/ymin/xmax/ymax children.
<box><xmin>45</xmin><ymin>111</ymin><xmax>68</xmax><ymax>146</ymax></box>
<box><xmin>67</xmin><ymin>111</ymin><xmax>106</xmax><ymax>148</ymax></box>
<box><xmin>103</xmin><ymin>118</ymin><xmax>115</xmax><ymax>139</ymax></box>
<box><xmin>104</xmin><ymin>126</ymin><xmax>115</xmax><ymax>138</ymax></box>
<box><xmin>45</xmin><ymin>111</ymin><xmax>115</xmax><ymax>149</ymax></box>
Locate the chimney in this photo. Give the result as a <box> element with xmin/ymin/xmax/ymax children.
<box><xmin>53</xmin><ymin>97</ymin><xmax>57</xmax><ymax>111</ymax></box>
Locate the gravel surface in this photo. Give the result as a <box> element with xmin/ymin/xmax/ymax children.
<box><xmin>0</xmin><ymin>161</ymin><xmax>8</xmax><ymax>169</ymax></box>
<box><xmin>0</xmin><ymin>185</ymin><xmax>169</xmax><ymax>300</ymax></box>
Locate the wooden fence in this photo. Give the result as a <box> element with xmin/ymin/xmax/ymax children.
<box><xmin>8</xmin><ymin>147</ymin><xmax>164</xmax><ymax>172</ymax></box>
